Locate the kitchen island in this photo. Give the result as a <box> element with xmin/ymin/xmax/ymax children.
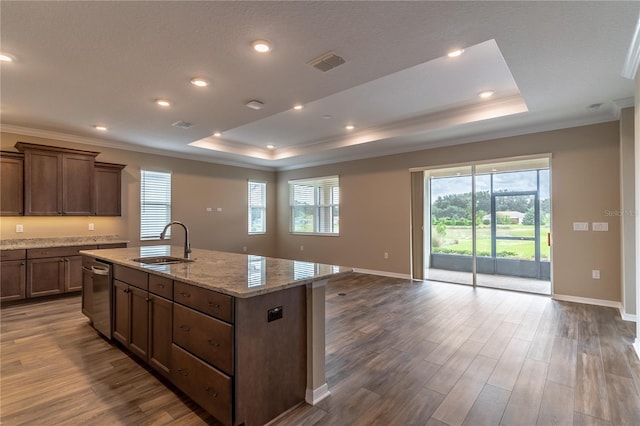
<box><xmin>80</xmin><ymin>245</ymin><xmax>352</xmax><ymax>426</ymax></box>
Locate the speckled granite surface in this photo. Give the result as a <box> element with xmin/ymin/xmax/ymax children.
<box><xmin>1</xmin><ymin>235</ymin><xmax>129</xmax><ymax>250</ymax></box>
<box><xmin>80</xmin><ymin>245</ymin><xmax>353</xmax><ymax>298</ymax></box>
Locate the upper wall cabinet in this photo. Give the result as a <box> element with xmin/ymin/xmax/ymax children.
<box><xmin>7</xmin><ymin>142</ymin><xmax>125</xmax><ymax>217</ymax></box>
<box><xmin>95</xmin><ymin>162</ymin><xmax>126</xmax><ymax>216</ymax></box>
<box><xmin>0</xmin><ymin>152</ymin><xmax>24</xmax><ymax>216</ymax></box>
<box><xmin>16</xmin><ymin>142</ymin><xmax>99</xmax><ymax>216</ymax></box>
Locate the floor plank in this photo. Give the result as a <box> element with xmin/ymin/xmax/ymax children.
<box><xmin>2</xmin><ymin>274</ymin><xmax>639</xmax><ymax>426</ymax></box>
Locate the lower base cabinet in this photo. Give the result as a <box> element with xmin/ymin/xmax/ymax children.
<box><xmin>148</xmin><ymin>294</ymin><xmax>172</xmax><ymax>377</ymax></box>
<box><xmin>1</xmin><ymin>259</ymin><xmax>26</xmax><ymax>301</ymax></box>
<box><xmin>171</xmin><ymin>344</ymin><xmax>233</xmax><ymax>425</ymax></box>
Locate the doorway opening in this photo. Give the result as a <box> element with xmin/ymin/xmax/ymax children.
<box><xmin>423</xmin><ymin>157</ymin><xmax>551</xmax><ymax>295</ymax></box>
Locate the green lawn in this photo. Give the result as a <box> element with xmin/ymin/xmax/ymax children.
<box><xmin>432</xmin><ymin>225</ymin><xmax>550</xmax><ymax>260</ymax></box>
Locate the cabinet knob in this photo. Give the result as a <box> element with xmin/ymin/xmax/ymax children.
<box><xmin>207</xmin><ymin>339</ymin><xmax>220</xmax><ymax>349</ymax></box>
<box><xmin>123</xmin><ymin>288</ymin><xmax>130</xmax><ymax>293</ymax></box>
<box><xmin>208</xmin><ymin>301</ymin><xmax>220</xmax><ymax>309</ymax></box>
<box><xmin>145</xmin><ymin>298</ymin><xmax>150</xmax><ymax>302</ymax></box>
<box><xmin>180</xmin><ymin>292</ymin><xmax>190</xmax><ymax>298</ymax></box>
<box><xmin>205</xmin><ymin>387</ymin><xmax>218</xmax><ymax>398</ymax></box>
<box><xmin>157</xmin><ymin>283</ymin><xmax>165</xmax><ymax>288</ymax></box>
<box><xmin>179</xmin><ymin>324</ymin><xmax>190</xmax><ymax>332</ymax></box>
<box><xmin>177</xmin><ymin>368</ymin><xmax>189</xmax><ymax>377</ymax></box>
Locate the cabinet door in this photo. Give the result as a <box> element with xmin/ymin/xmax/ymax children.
<box><xmin>24</xmin><ymin>150</ymin><xmax>62</xmax><ymax>215</ymax></box>
<box><xmin>148</xmin><ymin>295</ymin><xmax>172</xmax><ymax>377</ymax></box>
<box><xmin>113</xmin><ymin>280</ymin><xmax>131</xmax><ymax>346</ymax></box>
<box><xmin>81</xmin><ymin>266</ymin><xmax>93</xmax><ymax>320</ymax></box>
<box><xmin>27</xmin><ymin>257</ymin><xmax>65</xmax><ymax>297</ymax></box>
<box><xmin>62</xmin><ymin>153</ymin><xmax>95</xmax><ymax>215</ymax></box>
<box><xmin>129</xmin><ymin>285</ymin><xmax>149</xmax><ymax>360</ymax></box>
<box><xmin>0</xmin><ymin>154</ymin><xmax>24</xmax><ymax>216</ymax></box>
<box><xmin>95</xmin><ymin>164</ymin><xmax>123</xmax><ymax>216</ymax></box>
<box><xmin>1</xmin><ymin>260</ymin><xmax>26</xmax><ymax>301</ymax></box>
<box><xmin>65</xmin><ymin>255</ymin><xmax>83</xmax><ymax>292</ymax></box>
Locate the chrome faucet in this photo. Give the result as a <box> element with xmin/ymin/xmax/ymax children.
<box><xmin>160</xmin><ymin>221</ymin><xmax>191</xmax><ymax>259</ymax></box>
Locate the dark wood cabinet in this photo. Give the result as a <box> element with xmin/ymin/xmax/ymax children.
<box><xmin>62</xmin><ymin>153</ymin><xmax>96</xmax><ymax>215</ymax></box>
<box><xmin>27</xmin><ymin>257</ymin><xmax>66</xmax><ymax>297</ymax></box>
<box><xmin>129</xmin><ymin>285</ymin><xmax>149</xmax><ymax>360</ymax></box>
<box><xmin>148</xmin><ymin>294</ymin><xmax>173</xmax><ymax>377</ymax></box>
<box><xmin>113</xmin><ymin>279</ymin><xmax>131</xmax><ymax>345</ymax></box>
<box><xmin>1</xmin><ymin>250</ymin><xmax>26</xmax><ymax>301</ymax></box>
<box><xmin>16</xmin><ymin>142</ymin><xmax>99</xmax><ymax>216</ymax></box>
<box><xmin>26</xmin><ymin>246</ymin><xmax>96</xmax><ymax>298</ymax></box>
<box><xmin>0</xmin><ymin>152</ymin><xmax>24</xmax><ymax>216</ymax></box>
<box><xmin>95</xmin><ymin>162</ymin><xmax>125</xmax><ymax>216</ymax></box>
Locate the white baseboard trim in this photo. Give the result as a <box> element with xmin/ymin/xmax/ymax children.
<box><xmin>634</xmin><ymin>339</ymin><xmax>640</xmax><ymax>360</ymax></box>
<box><xmin>305</xmin><ymin>383</ymin><xmax>330</xmax><ymax>405</ymax></box>
<box><xmin>620</xmin><ymin>311</ymin><xmax>638</xmax><ymax>322</ymax></box>
<box><xmin>553</xmin><ymin>294</ymin><xmax>622</xmax><ymax>310</ymax></box>
<box><xmin>353</xmin><ymin>268</ymin><xmax>411</xmax><ymax>279</ymax></box>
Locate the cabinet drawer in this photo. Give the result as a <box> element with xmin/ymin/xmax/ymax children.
<box><xmin>149</xmin><ymin>274</ymin><xmax>173</xmax><ymax>299</ymax></box>
<box><xmin>173</xmin><ymin>304</ymin><xmax>233</xmax><ymax>375</ymax></box>
<box><xmin>174</xmin><ymin>281</ymin><xmax>233</xmax><ymax>323</ymax></box>
<box><xmin>113</xmin><ymin>264</ymin><xmax>148</xmax><ymax>290</ymax></box>
<box><xmin>27</xmin><ymin>245</ymin><xmax>97</xmax><ymax>259</ymax></box>
<box><xmin>171</xmin><ymin>344</ymin><xmax>232</xmax><ymax>426</ymax></box>
<box><xmin>1</xmin><ymin>249</ymin><xmax>26</xmax><ymax>261</ymax></box>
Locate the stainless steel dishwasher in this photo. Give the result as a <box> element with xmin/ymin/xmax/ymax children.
<box><xmin>82</xmin><ymin>259</ymin><xmax>112</xmax><ymax>339</ymax></box>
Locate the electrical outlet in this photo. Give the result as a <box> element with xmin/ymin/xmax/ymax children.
<box><xmin>243</xmin><ymin>246</ymin><xmax>247</xmax><ymax>252</ymax></box>
<box><xmin>88</xmin><ymin>223</ymin><xmax>94</xmax><ymax>231</ymax></box>
<box><xmin>16</xmin><ymin>224</ymin><xmax>24</xmax><ymax>233</ymax></box>
<box><xmin>206</xmin><ymin>207</ymin><xmax>212</xmax><ymax>212</ymax></box>
<box><xmin>300</xmin><ymin>245</ymin><xmax>304</xmax><ymax>251</ymax></box>
<box><xmin>592</xmin><ymin>270</ymin><xmax>600</xmax><ymax>279</ymax></box>
<box><xmin>384</xmin><ymin>252</ymin><xmax>389</xmax><ymax>259</ymax></box>
<box><xmin>592</xmin><ymin>222</ymin><xmax>608</xmax><ymax>232</ymax></box>
<box><xmin>573</xmin><ymin>222</ymin><xmax>588</xmax><ymax>231</ymax></box>
<box><xmin>217</xmin><ymin>207</ymin><xmax>223</xmax><ymax>212</ymax></box>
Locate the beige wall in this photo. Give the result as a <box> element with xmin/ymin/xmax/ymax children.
<box><xmin>1</xmin><ymin>121</ymin><xmax>624</xmax><ymax>303</ymax></box>
<box><xmin>0</xmin><ymin>132</ymin><xmax>277</xmax><ymax>256</ymax></box>
<box><xmin>277</xmin><ymin>122</ymin><xmax>622</xmax><ymax>302</ymax></box>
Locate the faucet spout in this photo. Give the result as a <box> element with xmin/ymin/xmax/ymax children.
<box><xmin>159</xmin><ymin>221</ymin><xmax>191</xmax><ymax>259</ymax></box>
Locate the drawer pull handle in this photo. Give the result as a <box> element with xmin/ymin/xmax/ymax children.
<box><xmin>208</xmin><ymin>301</ymin><xmax>220</xmax><ymax>309</ymax></box>
<box><xmin>177</xmin><ymin>368</ymin><xmax>189</xmax><ymax>377</ymax></box>
<box><xmin>180</xmin><ymin>325</ymin><xmax>190</xmax><ymax>332</ymax></box>
<box><xmin>180</xmin><ymin>292</ymin><xmax>190</xmax><ymax>298</ymax></box>
<box><xmin>205</xmin><ymin>387</ymin><xmax>218</xmax><ymax>398</ymax></box>
<box><xmin>207</xmin><ymin>339</ymin><xmax>220</xmax><ymax>348</ymax></box>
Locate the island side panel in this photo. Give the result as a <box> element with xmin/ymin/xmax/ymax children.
<box><xmin>234</xmin><ymin>286</ymin><xmax>306</xmax><ymax>426</ymax></box>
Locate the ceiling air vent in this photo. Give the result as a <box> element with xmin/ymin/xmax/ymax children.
<box><xmin>308</xmin><ymin>51</ymin><xmax>345</xmax><ymax>72</ymax></box>
<box><xmin>171</xmin><ymin>121</ymin><xmax>193</xmax><ymax>129</ymax></box>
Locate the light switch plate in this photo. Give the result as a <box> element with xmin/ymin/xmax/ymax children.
<box><xmin>16</xmin><ymin>224</ymin><xmax>24</xmax><ymax>233</ymax></box>
<box><xmin>592</xmin><ymin>222</ymin><xmax>608</xmax><ymax>231</ymax></box>
<box><xmin>573</xmin><ymin>222</ymin><xmax>589</xmax><ymax>231</ymax></box>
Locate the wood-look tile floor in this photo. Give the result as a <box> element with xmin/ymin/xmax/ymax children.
<box><xmin>2</xmin><ymin>274</ymin><xmax>640</xmax><ymax>425</ymax></box>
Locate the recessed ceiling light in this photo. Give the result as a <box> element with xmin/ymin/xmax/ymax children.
<box><xmin>322</xmin><ymin>115</ymin><xmax>332</xmax><ymax>120</ymax></box>
<box><xmin>93</xmin><ymin>125</ymin><xmax>107</xmax><ymax>131</ymax></box>
<box><xmin>345</xmin><ymin>124</ymin><xmax>355</xmax><ymax>130</ymax></box>
<box><xmin>479</xmin><ymin>90</ymin><xmax>495</xmax><ymax>99</ymax></box>
<box><xmin>0</xmin><ymin>52</ymin><xmax>15</xmax><ymax>62</ymax></box>
<box><xmin>213</xmin><ymin>131</ymin><xmax>222</xmax><ymax>137</ymax></box>
<box><xmin>266</xmin><ymin>144</ymin><xmax>275</xmax><ymax>150</ymax></box>
<box><xmin>190</xmin><ymin>78</ymin><xmax>209</xmax><ymax>87</ymax></box>
<box><xmin>155</xmin><ymin>99</ymin><xmax>172</xmax><ymax>107</ymax></box>
<box><xmin>252</xmin><ymin>40</ymin><xmax>272</xmax><ymax>53</ymax></box>
<box><xmin>587</xmin><ymin>102</ymin><xmax>603</xmax><ymax>111</ymax></box>
<box><xmin>246</xmin><ymin>100</ymin><xmax>264</xmax><ymax>110</ymax></box>
<box><xmin>293</xmin><ymin>104</ymin><xmax>304</xmax><ymax>110</ymax></box>
<box><xmin>447</xmin><ymin>49</ymin><xmax>464</xmax><ymax>58</ymax></box>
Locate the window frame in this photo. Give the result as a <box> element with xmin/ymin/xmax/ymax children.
<box><xmin>289</xmin><ymin>175</ymin><xmax>340</xmax><ymax>236</ymax></box>
<box><xmin>140</xmin><ymin>169</ymin><xmax>172</xmax><ymax>241</ymax></box>
<box><xmin>248</xmin><ymin>180</ymin><xmax>267</xmax><ymax>235</ymax></box>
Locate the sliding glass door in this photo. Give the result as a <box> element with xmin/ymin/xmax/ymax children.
<box><xmin>423</xmin><ymin>157</ymin><xmax>551</xmax><ymax>295</ymax></box>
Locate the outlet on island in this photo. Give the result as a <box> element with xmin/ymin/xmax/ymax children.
<box><xmin>267</xmin><ymin>306</ymin><xmax>283</xmax><ymax>322</ymax></box>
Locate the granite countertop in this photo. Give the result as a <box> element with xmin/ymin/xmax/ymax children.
<box><xmin>1</xmin><ymin>235</ymin><xmax>129</xmax><ymax>250</ymax></box>
<box><xmin>80</xmin><ymin>245</ymin><xmax>353</xmax><ymax>298</ymax></box>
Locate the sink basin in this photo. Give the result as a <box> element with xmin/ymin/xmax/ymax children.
<box><xmin>132</xmin><ymin>256</ymin><xmax>194</xmax><ymax>265</ymax></box>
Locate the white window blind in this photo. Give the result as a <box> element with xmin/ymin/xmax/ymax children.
<box><xmin>289</xmin><ymin>175</ymin><xmax>339</xmax><ymax>234</ymax></box>
<box><xmin>248</xmin><ymin>181</ymin><xmax>266</xmax><ymax>234</ymax></box>
<box><xmin>140</xmin><ymin>170</ymin><xmax>171</xmax><ymax>241</ymax></box>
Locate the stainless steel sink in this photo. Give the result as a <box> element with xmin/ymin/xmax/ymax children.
<box><xmin>132</xmin><ymin>256</ymin><xmax>194</xmax><ymax>265</ymax></box>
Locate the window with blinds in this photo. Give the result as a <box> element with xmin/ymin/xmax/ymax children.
<box><xmin>140</xmin><ymin>170</ymin><xmax>172</xmax><ymax>241</ymax></box>
<box><xmin>248</xmin><ymin>180</ymin><xmax>266</xmax><ymax>234</ymax></box>
<box><xmin>289</xmin><ymin>175</ymin><xmax>339</xmax><ymax>234</ymax></box>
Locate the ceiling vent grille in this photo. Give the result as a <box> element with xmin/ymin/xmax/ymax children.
<box><xmin>171</xmin><ymin>121</ymin><xmax>193</xmax><ymax>129</ymax></box>
<box><xmin>308</xmin><ymin>51</ymin><xmax>345</xmax><ymax>72</ymax></box>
